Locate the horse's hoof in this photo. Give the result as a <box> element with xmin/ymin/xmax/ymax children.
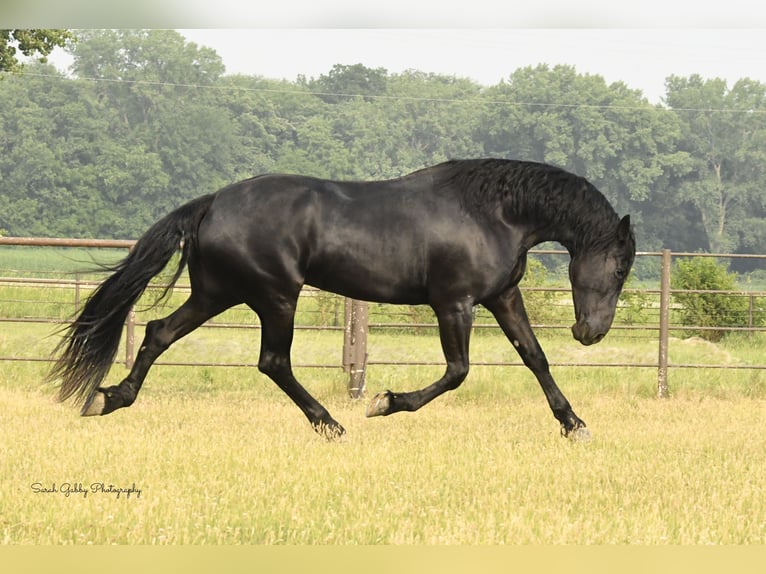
<box><xmin>567</xmin><ymin>427</ymin><xmax>592</xmax><ymax>443</ymax></box>
<box><xmin>313</xmin><ymin>421</ymin><xmax>346</xmax><ymax>441</ymax></box>
<box><xmin>365</xmin><ymin>391</ymin><xmax>392</xmax><ymax>417</ymax></box>
<box><xmin>80</xmin><ymin>391</ymin><xmax>106</xmax><ymax>416</ymax></box>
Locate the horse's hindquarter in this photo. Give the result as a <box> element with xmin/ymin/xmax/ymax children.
<box><xmin>200</xmin><ymin>173</ymin><xmax>519</xmax><ymax>305</ymax></box>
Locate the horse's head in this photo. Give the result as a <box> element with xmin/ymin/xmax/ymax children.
<box><xmin>569</xmin><ymin>215</ymin><xmax>635</xmax><ymax>346</ymax></box>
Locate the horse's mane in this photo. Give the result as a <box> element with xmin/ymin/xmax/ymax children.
<box><xmin>436</xmin><ymin>158</ymin><xmax>623</xmax><ymax>253</ymax></box>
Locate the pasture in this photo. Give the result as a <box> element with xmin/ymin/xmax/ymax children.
<box><xmin>2</xmin><ymin>318</ymin><xmax>765</xmax><ymax>545</ymax></box>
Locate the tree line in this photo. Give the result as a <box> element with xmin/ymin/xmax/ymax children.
<box><xmin>1</xmin><ymin>29</ymin><xmax>765</xmax><ymax>270</ymax></box>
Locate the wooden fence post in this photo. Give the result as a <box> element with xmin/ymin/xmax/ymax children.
<box><xmin>124</xmin><ymin>246</ymin><xmax>136</xmax><ymax>369</ymax></box>
<box><xmin>343</xmin><ymin>298</ymin><xmax>368</xmax><ymax>399</ymax></box>
<box><xmin>74</xmin><ymin>272</ymin><xmax>81</xmax><ymax>315</ymax></box>
<box><xmin>125</xmin><ymin>307</ymin><xmax>136</xmax><ymax>369</ymax></box>
<box><xmin>657</xmin><ymin>249</ymin><xmax>671</xmax><ymax>398</ymax></box>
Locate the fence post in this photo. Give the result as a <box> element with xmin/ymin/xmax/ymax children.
<box><xmin>125</xmin><ymin>307</ymin><xmax>136</xmax><ymax>369</ymax></box>
<box><xmin>657</xmin><ymin>249</ymin><xmax>671</xmax><ymax>398</ymax></box>
<box><xmin>343</xmin><ymin>297</ymin><xmax>368</xmax><ymax>399</ymax></box>
<box><xmin>124</xmin><ymin>245</ymin><xmax>136</xmax><ymax>369</ymax></box>
<box><xmin>74</xmin><ymin>272</ymin><xmax>81</xmax><ymax>315</ymax></box>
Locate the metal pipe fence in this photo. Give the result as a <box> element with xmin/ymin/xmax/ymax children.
<box><xmin>1</xmin><ymin>237</ymin><xmax>764</xmax><ymax>398</ymax></box>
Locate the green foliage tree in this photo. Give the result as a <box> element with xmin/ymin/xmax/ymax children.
<box><xmin>214</xmin><ymin>75</ymin><xmax>285</xmax><ymax>178</ymax></box>
<box><xmin>0</xmin><ymin>29</ymin><xmax>73</xmax><ymax>72</ymax></box>
<box><xmin>325</xmin><ymin>70</ymin><xmax>484</xmax><ymax>179</ymax></box>
<box><xmin>665</xmin><ymin>75</ymin><xmax>766</xmax><ymax>254</ymax></box>
<box><xmin>0</xmin><ymin>62</ymin><xmax>109</xmax><ymax>236</ymax></box>
<box><xmin>68</xmin><ymin>30</ymin><xmax>240</xmax><ymax>235</ymax></box>
<box><xmin>310</xmin><ymin>63</ymin><xmax>389</xmax><ymax>104</ymax></box>
<box><xmin>672</xmin><ymin>256</ymin><xmax>750</xmax><ymax>341</ymax></box>
<box><xmin>0</xmin><ymin>28</ymin><xmax>765</xmax><ymax>263</ymax></box>
<box><xmin>381</xmin><ymin>71</ymin><xmax>484</xmax><ymax>171</ymax></box>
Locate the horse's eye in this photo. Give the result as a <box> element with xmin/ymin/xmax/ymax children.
<box><xmin>615</xmin><ymin>268</ymin><xmax>627</xmax><ymax>280</ymax></box>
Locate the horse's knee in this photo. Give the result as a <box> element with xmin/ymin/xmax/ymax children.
<box><xmin>257</xmin><ymin>356</ymin><xmax>274</xmax><ymax>377</ymax></box>
<box><xmin>517</xmin><ymin>344</ymin><xmax>549</xmax><ymax>373</ymax></box>
<box><xmin>258</xmin><ymin>351</ymin><xmax>289</xmax><ymax>379</ymax></box>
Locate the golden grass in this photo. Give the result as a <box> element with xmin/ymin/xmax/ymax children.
<box><xmin>2</xmin><ymin>349</ymin><xmax>766</xmax><ymax>545</ymax></box>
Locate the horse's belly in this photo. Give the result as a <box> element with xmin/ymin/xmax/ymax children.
<box><xmin>304</xmin><ymin>253</ymin><xmax>429</xmax><ymax>305</ymax></box>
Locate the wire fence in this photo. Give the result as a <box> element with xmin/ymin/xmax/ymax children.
<box><xmin>1</xmin><ymin>237</ymin><xmax>764</xmax><ymax>398</ymax></box>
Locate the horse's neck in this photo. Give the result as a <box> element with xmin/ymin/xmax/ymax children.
<box><xmin>515</xmin><ymin>194</ymin><xmax>612</xmax><ymax>256</ymax></box>
<box><xmin>516</xmin><ymin>206</ymin><xmax>580</xmax><ymax>255</ymax></box>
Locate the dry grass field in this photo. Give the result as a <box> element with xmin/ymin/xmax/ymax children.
<box><xmin>2</xmin><ymin>320</ymin><xmax>765</xmax><ymax>545</ymax></box>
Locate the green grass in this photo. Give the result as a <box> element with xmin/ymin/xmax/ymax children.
<box><xmin>0</xmin><ymin>246</ymin><xmax>124</xmax><ymax>278</ymax></box>
<box><xmin>2</xmin><ymin>322</ymin><xmax>766</xmax><ymax>545</ymax></box>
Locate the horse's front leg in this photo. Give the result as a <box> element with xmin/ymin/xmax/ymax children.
<box><xmin>483</xmin><ymin>286</ymin><xmax>590</xmax><ymax>440</ymax></box>
<box><xmin>366</xmin><ymin>299</ymin><xmax>473</xmax><ymax>417</ymax></box>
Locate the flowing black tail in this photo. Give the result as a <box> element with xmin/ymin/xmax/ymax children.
<box><xmin>49</xmin><ymin>193</ymin><xmax>216</xmax><ymax>407</ymax></box>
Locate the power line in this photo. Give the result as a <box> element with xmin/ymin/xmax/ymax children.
<box><xmin>4</xmin><ymin>69</ymin><xmax>766</xmax><ymax>115</ymax></box>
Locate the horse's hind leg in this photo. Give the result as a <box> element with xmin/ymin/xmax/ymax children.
<box><xmin>253</xmin><ymin>298</ymin><xmax>345</xmax><ymax>439</ymax></box>
<box><xmin>366</xmin><ymin>299</ymin><xmax>473</xmax><ymax>417</ymax></box>
<box><xmin>82</xmin><ymin>293</ymin><xmax>229</xmax><ymax>416</ymax></box>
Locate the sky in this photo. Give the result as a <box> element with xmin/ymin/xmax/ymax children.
<box><xmin>174</xmin><ymin>29</ymin><xmax>766</xmax><ymax>104</ymax></box>
<box><xmin>11</xmin><ymin>1</ymin><xmax>766</xmax><ymax>105</ymax></box>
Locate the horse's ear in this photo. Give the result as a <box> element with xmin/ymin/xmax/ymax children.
<box><xmin>617</xmin><ymin>215</ymin><xmax>631</xmax><ymax>242</ymax></box>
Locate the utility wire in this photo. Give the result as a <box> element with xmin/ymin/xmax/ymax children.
<box><xmin>4</xmin><ymin>69</ymin><xmax>766</xmax><ymax>115</ymax></box>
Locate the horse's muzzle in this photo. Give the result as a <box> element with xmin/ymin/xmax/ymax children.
<box><xmin>571</xmin><ymin>321</ymin><xmax>606</xmax><ymax>346</ymax></box>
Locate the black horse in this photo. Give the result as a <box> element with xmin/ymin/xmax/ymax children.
<box><xmin>50</xmin><ymin>159</ymin><xmax>635</xmax><ymax>440</ymax></box>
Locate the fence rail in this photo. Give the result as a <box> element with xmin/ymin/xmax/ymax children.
<box><xmin>1</xmin><ymin>237</ymin><xmax>765</xmax><ymax>398</ymax></box>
